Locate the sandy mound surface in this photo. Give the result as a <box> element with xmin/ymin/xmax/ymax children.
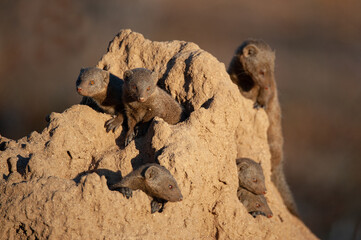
<box><xmin>0</xmin><ymin>29</ymin><xmax>317</xmax><ymax>239</ymax></box>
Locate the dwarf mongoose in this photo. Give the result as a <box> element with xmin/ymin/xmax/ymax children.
<box><xmin>228</xmin><ymin>40</ymin><xmax>299</xmax><ymax>216</ymax></box>
<box><xmin>236</xmin><ymin>158</ymin><xmax>266</xmax><ymax>195</ymax></box>
<box><xmin>237</xmin><ymin>188</ymin><xmax>273</xmax><ymax>218</ymax></box>
<box><xmin>110</xmin><ymin>163</ymin><xmax>183</xmax><ymax>213</ymax></box>
<box><xmin>122</xmin><ymin>68</ymin><xmax>183</xmax><ymax>146</ymax></box>
<box><xmin>76</xmin><ymin>67</ymin><xmax>124</xmax><ymax>132</ymax></box>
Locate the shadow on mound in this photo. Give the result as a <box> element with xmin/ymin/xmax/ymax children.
<box><xmin>74</xmin><ymin>168</ymin><xmax>122</xmax><ymax>187</ymax></box>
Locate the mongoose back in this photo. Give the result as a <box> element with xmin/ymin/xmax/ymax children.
<box><xmin>122</xmin><ymin>68</ymin><xmax>183</xmax><ymax>146</ymax></box>
<box><xmin>110</xmin><ymin>163</ymin><xmax>183</xmax><ymax>213</ymax></box>
<box><xmin>228</xmin><ymin>40</ymin><xmax>299</xmax><ymax>216</ymax></box>
<box><xmin>76</xmin><ymin>67</ymin><xmax>124</xmax><ymax>132</ymax></box>
<box><xmin>236</xmin><ymin>158</ymin><xmax>266</xmax><ymax>195</ymax></box>
<box><xmin>237</xmin><ymin>188</ymin><xmax>273</xmax><ymax>218</ymax></box>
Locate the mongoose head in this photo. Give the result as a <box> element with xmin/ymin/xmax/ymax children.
<box><xmin>142</xmin><ymin>164</ymin><xmax>183</xmax><ymax>202</ymax></box>
<box><xmin>236</xmin><ymin>158</ymin><xmax>267</xmax><ymax>195</ymax></box>
<box><xmin>237</xmin><ymin>188</ymin><xmax>273</xmax><ymax>218</ymax></box>
<box><xmin>236</xmin><ymin>39</ymin><xmax>275</xmax><ymax>91</ymax></box>
<box><xmin>123</xmin><ymin>68</ymin><xmax>158</xmax><ymax>102</ymax></box>
<box><xmin>76</xmin><ymin>67</ymin><xmax>110</xmax><ymax>97</ymax></box>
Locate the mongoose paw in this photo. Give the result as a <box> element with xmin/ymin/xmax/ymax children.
<box><xmin>105</xmin><ymin>117</ymin><xmax>121</xmax><ymax>133</ymax></box>
<box><xmin>120</xmin><ymin>187</ymin><xmax>133</xmax><ymax>199</ymax></box>
<box><xmin>150</xmin><ymin>199</ymin><xmax>165</xmax><ymax>214</ymax></box>
<box><xmin>249</xmin><ymin>211</ymin><xmax>266</xmax><ymax>218</ymax></box>
<box><xmin>124</xmin><ymin>131</ymin><xmax>136</xmax><ymax>147</ymax></box>
<box><xmin>253</xmin><ymin>102</ymin><xmax>264</xmax><ymax>109</ymax></box>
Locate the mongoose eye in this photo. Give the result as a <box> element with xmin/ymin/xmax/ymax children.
<box><xmin>252</xmin><ymin>178</ymin><xmax>257</xmax><ymax>183</ymax></box>
<box><xmin>168</xmin><ymin>185</ymin><xmax>173</xmax><ymax>189</ymax></box>
<box><xmin>256</xmin><ymin>203</ymin><xmax>261</xmax><ymax>208</ymax></box>
<box><xmin>147</xmin><ymin>86</ymin><xmax>151</xmax><ymax>91</ymax></box>
<box><xmin>90</xmin><ymin>80</ymin><xmax>95</xmax><ymax>85</ymax></box>
<box><xmin>259</xmin><ymin>70</ymin><xmax>265</xmax><ymax>76</ymax></box>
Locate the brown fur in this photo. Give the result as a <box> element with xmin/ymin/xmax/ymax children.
<box><xmin>110</xmin><ymin>163</ymin><xmax>183</xmax><ymax>213</ymax></box>
<box><xmin>236</xmin><ymin>158</ymin><xmax>267</xmax><ymax>195</ymax></box>
<box><xmin>122</xmin><ymin>68</ymin><xmax>183</xmax><ymax>146</ymax></box>
<box><xmin>228</xmin><ymin>40</ymin><xmax>299</xmax><ymax>216</ymax></box>
<box><xmin>237</xmin><ymin>188</ymin><xmax>273</xmax><ymax>218</ymax></box>
<box><xmin>76</xmin><ymin>67</ymin><xmax>124</xmax><ymax>132</ymax></box>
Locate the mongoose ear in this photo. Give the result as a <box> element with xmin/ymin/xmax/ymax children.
<box><xmin>123</xmin><ymin>70</ymin><xmax>133</xmax><ymax>81</ymax></box>
<box><xmin>151</xmin><ymin>71</ymin><xmax>158</xmax><ymax>84</ymax></box>
<box><xmin>102</xmin><ymin>70</ymin><xmax>110</xmax><ymax>83</ymax></box>
<box><xmin>243</xmin><ymin>45</ymin><xmax>258</xmax><ymax>57</ymax></box>
<box><xmin>144</xmin><ymin>166</ymin><xmax>160</xmax><ymax>180</ymax></box>
<box><xmin>237</xmin><ymin>161</ymin><xmax>249</xmax><ymax>171</ymax></box>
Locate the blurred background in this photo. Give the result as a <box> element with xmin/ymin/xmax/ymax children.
<box><xmin>0</xmin><ymin>0</ymin><xmax>360</xmax><ymax>238</ymax></box>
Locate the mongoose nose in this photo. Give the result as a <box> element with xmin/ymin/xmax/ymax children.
<box><xmin>179</xmin><ymin>196</ymin><xmax>183</xmax><ymax>201</ymax></box>
<box><xmin>77</xmin><ymin>87</ymin><xmax>82</xmax><ymax>93</ymax></box>
<box><xmin>267</xmin><ymin>214</ymin><xmax>273</xmax><ymax>218</ymax></box>
<box><xmin>263</xmin><ymin>191</ymin><xmax>267</xmax><ymax>194</ymax></box>
<box><xmin>138</xmin><ymin>97</ymin><xmax>145</xmax><ymax>102</ymax></box>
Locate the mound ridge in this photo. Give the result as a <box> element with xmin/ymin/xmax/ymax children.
<box><xmin>0</xmin><ymin>29</ymin><xmax>316</xmax><ymax>239</ymax></box>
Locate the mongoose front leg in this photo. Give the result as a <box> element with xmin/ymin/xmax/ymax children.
<box><xmin>250</xmin><ymin>211</ymin><xmax>267</xmax><ymax>218</ymax></box>
<box><xmin>254</xmin><ymin>87</ymin><xmax>271</xmax><ymax>109</ymax></box>
<box><xmin>109</xmin><ymin>184</ymin><xmax>133</xmax><ymax>198</ymax></box>
<box><xmin>253</xmin><ymin>102</ymin><xmax>264</xmax><ymax>109</ymax></box>
<box><xmin>124</xmin><ymin>116</ymin><xmax>137</xmax><ymax>147</ymax></box>
<box><xmin>150</xmin><ymin>198</ymin><xmax>167</xmax><ymax>213</ymax></box>
<box><xmin>105</xmin><ymin>114</ymin><xmax>124</xmax><ymax>133</ymax></box>
<box><xmin>119</xmin><ymin>187</ymin><xmax>133</xmax><ymax>199</ymax></box>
